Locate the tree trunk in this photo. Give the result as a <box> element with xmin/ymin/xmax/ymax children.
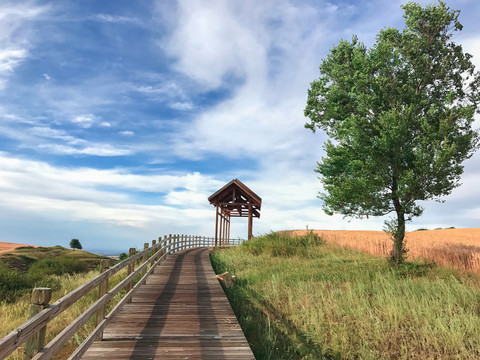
<box><xmin>392</xmin><ymin>197</ymin><xmax>406</xmax><ymax>264</ymax></box>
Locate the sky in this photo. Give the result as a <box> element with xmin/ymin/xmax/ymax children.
<box><xmin>1</xmin><ymin>0</ymin><xmax>479</xmax><ymax>254</ymax></box>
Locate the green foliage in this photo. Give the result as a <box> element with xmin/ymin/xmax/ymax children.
<box><xmin>27</xmin><ymin>257</ymin><xmax>88</xmax><ymax>278</ymax></box>
<box><xmin>0</xmin><ymin>263</ymin><xmax>33</xmax><ymax>303</ymax></box>
<box><xmin>119</xmin><ymin>252</ymin><xmax>128</xmax><ymax>261</ymax></box>
<box><xmin>242</xmin><ymin>232</ymin><xmax>325</xmax><ymax>258</ymax></box>
<box><xmin>305</xmin><ymin>1</ymin><xmax>480</xmax><ymax>264</ymax></box>
<box><xmin>211</xmin><ymin>233</ymin><xmax>480</xmax><ymax>359</ymax></box>
<box><xmin>70</xmin><ymin>238</ymin><xmax>82</xmax><ymax>250</ymax></box>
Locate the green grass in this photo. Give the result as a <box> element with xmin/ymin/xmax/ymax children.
<box><xmin>211</xmin><ymin>232</ymin><xmax>480</xmax><ymax>359</ymax></box>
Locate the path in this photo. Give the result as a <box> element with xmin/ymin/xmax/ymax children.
<box><xmin>81</xmin><ymin>247</ymin><xmax>254</xmax><ymax>359</ymax></box>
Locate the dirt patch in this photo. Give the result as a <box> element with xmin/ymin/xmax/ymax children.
<box><xmin>0</xmin><ymin>242</ymin><xmax>39</xmax><ymax>254</ymax></box>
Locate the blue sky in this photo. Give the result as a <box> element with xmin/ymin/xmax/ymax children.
<box><xmin>1</xmin><ymin>0</ymin><xmax>479</xmax><ymax>254</ymax></box>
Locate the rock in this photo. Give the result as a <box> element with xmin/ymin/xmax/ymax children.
<box><xmin>216</xmin><ymin>272</ymin><xmax>236</xmax><ymax>288</ymax></box>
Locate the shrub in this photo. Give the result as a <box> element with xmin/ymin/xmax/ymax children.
<box><xmin>243</xmin><ymin>232</ymin><xmax>325</xmax><ymax>258</ymax></box>
<box><xmin>0</xmin><ymin>263</ymin><xmax>35</xmax><ymax>302</ymax></box>
<box><xmin>27</xmin><ymin>257</ymin><xmax>88</xmax><ymax>280</ymax></box>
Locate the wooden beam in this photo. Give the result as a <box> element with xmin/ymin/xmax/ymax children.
<box><xmin>214</xmin><ymin>205</ymin><xmax>219</xmax><ymax>247</ymax></box>
<box><xmin>248</xmin><ymin>204</ymin><xmax>253</xmax><ymax>240</ymax></box>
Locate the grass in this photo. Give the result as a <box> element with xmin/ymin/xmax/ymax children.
<box><xmin>0</xmin><ymin>246</ymin><xmax>110</xmax><ymax>303</ymax></box>
<box><xmin>0</xmin><ymin>245</ymin><xmax>126</xmax><ymax>359</ymax></box>
<box><xmin>0</xmin><ymin>268</ymin><xmax>129</xmax><ymax>360</ymax></box>
<box><xmin>211</xmin><ymin>232</ymin><xmax>480</xmax><ymax>359</ymax></box>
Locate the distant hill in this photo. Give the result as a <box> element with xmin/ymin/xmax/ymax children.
<box><xmin>0</xmin><ymin>245</ymin><xmax>117</xmax><ymax>303</ymax></box>
<box><xmin>0</xmin><ymin>244</ymin><xmax>111</xmax><ymax>273</ymax></box>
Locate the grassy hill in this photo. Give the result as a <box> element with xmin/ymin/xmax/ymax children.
<box><xmin>211</xmin><ymin>232</ymin><xmax>480</xmax><ymax>359</ymax></box>
<box><xmin>0</xmin><ymin>245</ymin><xmax>114</xmax><ymax>303</ymax></box>
<box><xmin>0</xmin><ymin>245</ymin><xmax>106</xmax><ymax>273</ymax></box>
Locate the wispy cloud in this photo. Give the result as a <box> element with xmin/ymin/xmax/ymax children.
<box><xmin>0</xmin><ymin>2</ymin><xmax>49</xmax><ymax>88</ymax></box>
<box><xmin>92</xmin><ymin>13</ymin><xmax>140</xmax><ymax>25</ymax></box>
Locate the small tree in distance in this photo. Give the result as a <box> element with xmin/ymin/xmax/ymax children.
<box><xmin>70</xmin><ymin>238</ymin><xmax>82</xmax><ymax>250</ymax></box>
<box><xmin>305</xmin><ymin>1</ymin><xmax>479</xmax><ymax>264</ymax></box>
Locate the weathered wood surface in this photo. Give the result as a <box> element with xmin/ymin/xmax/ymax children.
<box><xmin>81</xmin><ymin>247</ymin><xmax>254</xmax><ymax>359</ymax></box>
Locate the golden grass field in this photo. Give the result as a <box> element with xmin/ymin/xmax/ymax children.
<box><xmin>281</xmin><ymin>228</ymin><xmax>480</xmax><ymax>272</ymax></box>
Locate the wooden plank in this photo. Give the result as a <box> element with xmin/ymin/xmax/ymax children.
<box><xmin>80</xmin><ymin>248</ymin><xmax>254</xmax><ymax>359</ymax></box>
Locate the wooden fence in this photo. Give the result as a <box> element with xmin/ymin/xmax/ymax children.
<box><xmin>0</xmin><ymin>234</ymin><xmax>245</xmax><ymax>360</ymax></box>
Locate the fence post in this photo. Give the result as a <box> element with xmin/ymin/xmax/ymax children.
<box><xmin>157</xmin><ymin>237</ymin><xmax>162</xmax><ymax>259</ymax></box>
<box><xmin>126</xmin><ymin>247</ymin><xmax>135</xmax><ymax>303</ymax></box>
<box><xmin>95</xmin><ymin>259</ymin><xmax>109</xmax><ymax>340</ymax></box>
<box><xmin>142</xmin><ymin>243</ymin><xmax>149</xmax><ymax>277</ymax></box>
<box><xmin>24</xmin><ymin>287</ymin><xmax>52</xmax><ymax>360</ymax></box>
<box><xmin>151</xmin><ymin>240</ymin><xmax>157</xmax><ymax>273</ymax></box>
<box><xmin>167</xmin><ymin>234</ymin><xmax>171</xmax><ymax>254</ymax></box>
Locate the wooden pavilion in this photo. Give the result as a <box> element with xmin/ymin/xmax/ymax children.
<box><xmin>208</xmin><ymin>179</ymin><xmax>262</xmax><ymax>246</ymax></box>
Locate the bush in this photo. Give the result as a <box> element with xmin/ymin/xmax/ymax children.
<box><xmin>0</xmin><ymin>263</ymin><xmax>33</xmax><ymax>302</ymax></box>
<box><xmin>27</xmin><ymin>257</ymin><xmax>88</xmax><ymax>280</ymax></box>
<box><xmin>242</xmin><ymin>232</ymin><xmax>325</xmax><ymax>258</ymax></box>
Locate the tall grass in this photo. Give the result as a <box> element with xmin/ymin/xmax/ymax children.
<box><xmin>0</xmin><ymin>265</ymin><xmax>128</xmax><ymax>360</ymax></box>
<box><xmin>211</xmin><ymin>233</ymin><xmax>480</xmax><ymax>359</ymax></box>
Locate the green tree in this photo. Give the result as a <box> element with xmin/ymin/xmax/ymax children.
<box><xmin>69</xmin><ymin>238</ymin><xmax>82</xmax><ymax>250</ymax></box>
<box><xmin>305</xmin><ymin>1</ymin><xmax>479</xmax><ymax>264</ymax></box>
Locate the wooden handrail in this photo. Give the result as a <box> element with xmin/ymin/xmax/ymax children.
<box><xmin>0</xmin><ymin>235</ymin><xmax>246</xmax><ymax>360</ymax></box>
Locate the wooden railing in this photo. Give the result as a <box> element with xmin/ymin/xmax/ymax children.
<box><xmin>0</xmin><ymin>234</ymin><xmax>246</xmax><ymax>360</ymax></box>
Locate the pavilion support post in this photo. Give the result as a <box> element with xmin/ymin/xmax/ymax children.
<box><xmin>248</xmin><ymin>204</ymin><xmax>253</xmax><ymax>240</ymax></box>
<box><xmin>227</xmin><ymin>215</ymin><xmax>231</xmax><ymax>245</ymax></box>
<box><xmin>219</xmin><ymin>210</ymin><xmax>223</xmax><ymax>246</ymax></box>
<box><xmin>221</xmin><ymin>213</ymin><xmax>224</xmax><ymax>246</ymax></box>
<box><xmin>215</xmin><ymin>205</ymin><xmax>219</xmax><ymax>247</ymax></box>
<box><xmin>223</xmin><ymin>212</ymin><xmax>227</xmax><ymax>246</ymax></box>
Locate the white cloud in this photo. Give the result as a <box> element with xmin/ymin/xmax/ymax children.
<box><xmin>42</xmin><ymin>73</ymin><xmax>50</xmax><ymax>80</ymax></box>
<box><xmin>159</xmin><ymin>0</ymin><xmax>267</xmax><ymax>89</ymax></box>
<box><xmin>0</xmin><ymin>2</ymin><xmax>49</xmax><ymax>88</ymax></box>
<box><xmin>170</xmin><ymin>101</ymin><xmax>194</xmax><ymax>111</ymax></box>
<box><xmin>100</xmin><ymin>121</ymin><xmax>111</xmax><ymax>127</ymax></box>
<box><xmin>93</xmin><ymin>14</ymin><xmax>140</xmax><ymax>25</ymax></box>
<box><xmin>0</xmin><ymin>123</ymin><xmax>133</xmax><ymax>156</ymax></box>
<box><xmin>119</xmin><ymin>130</ymin><xmax>134</xmax><ymax>136</ymax></box>
<box><xmin>0</xmin><ymin>48</ymin><xmax>27</xmax><ymax>73</ymax></box>
<box><xmin>0</xmin><ymin>154</ymin><xmax>222</xmax><ymax>229</ymax></box>
<box><xmin>72</xmin><ymin>114</ymin><xmax>95</xmax><ymax>128</ymax></box>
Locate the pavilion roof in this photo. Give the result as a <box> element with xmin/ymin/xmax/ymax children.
<box><xmin>208</xmin><ymin>179</ymin><xmax>262</xmax><ymax>218</ymax></box>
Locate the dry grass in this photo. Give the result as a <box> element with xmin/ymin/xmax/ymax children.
<box><xmin>0</xmin><ymin>267</ymin><xmax>128</xmax><ymax>360</ymax></box>
<box><xmin>0</xmin><ymin>242</ymin><xmax>40</xmax><ymax>255</ymax></box>
<box><xmin>281</xmin><ymin>228</ymin><xmax>480</xmax><ymax>271</ymax></box>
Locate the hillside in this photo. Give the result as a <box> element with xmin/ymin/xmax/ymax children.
<box><xmin>0</xmin><ymin>245</ymin><xmax>108</xmax><ymax>273</ymax></box>
<box><xmin>0</xmin><ymin>245</ymin><xmax>115</xmax><ymax>303</ymax></box>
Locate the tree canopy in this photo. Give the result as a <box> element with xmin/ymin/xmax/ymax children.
<box><xmin>69</xmin><ymin>238</ymin><xmax>82</xmax><ymax>250</ymax></box>
<box><xmin>304</xmin><ymin>1</ymin><xmax>479</xmax><ymax>263</ymax></box>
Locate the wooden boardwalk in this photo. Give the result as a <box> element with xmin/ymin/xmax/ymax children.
<box><xmin>81</xmin><ymin>247</ymin><xmax>254</xmax><ymax>359</ymax></box>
